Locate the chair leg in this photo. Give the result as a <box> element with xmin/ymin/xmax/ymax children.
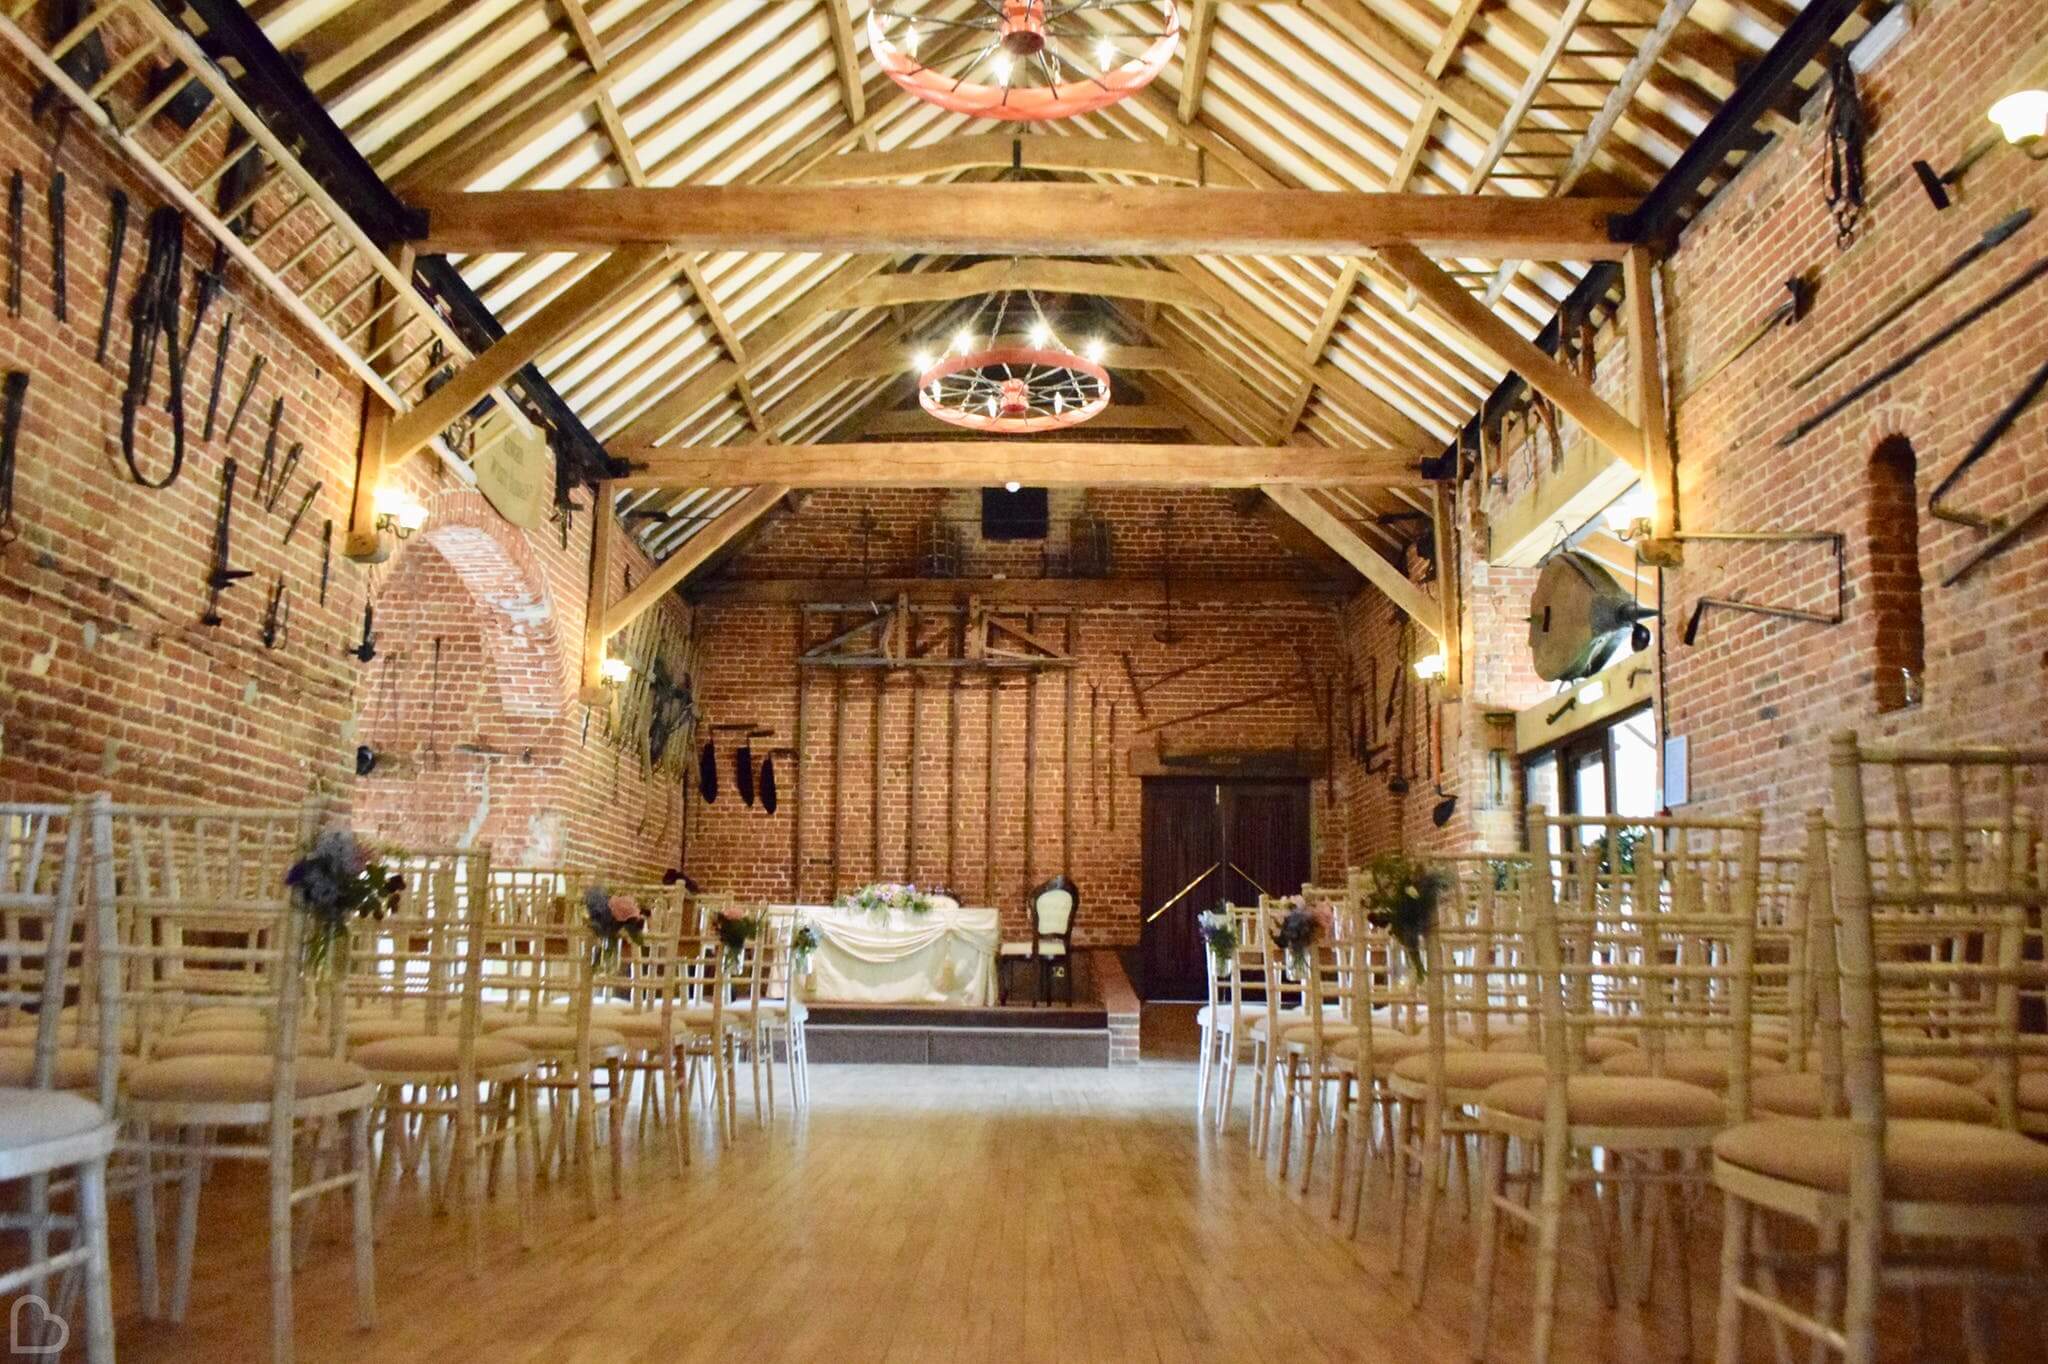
<box><xmin>1528</xmin><ymin>1134</ymin><xmax>1570</xmax><ymax>1364</ymax></box>
<box><xmin>1714</xmin><ymin>1191</ymin><xmax>1749</xmax><ymax>1364</ymax></box>
<box><xmin>456</xmin><ymin>1081</ymin><xmax>482</xmax><ymax>1278</ymax></box>
<box><xmin>1840</xmin><ymin>1204</ymin><xmax>1881</xmax><ymax>1364</ymax></box>
<box><xmin>1468</xmin><ymin>1131</ymin><xmax>1507</xmax><ymax>1362</ymax></box>
<box><xmin>607</xmin><ymin>1062</ymin><xmax>627</xmax><ymax>1198</ymax></box>
<box><xmin>512</xmin><ymin>1080</ymin><xmax>538</xmax><ymax>1249</ymax></box>
<box><xmin>1406</xmin><ymin>1099</ymin><xmax>1445</xmax><ymax>1307</ymax></box>
<box><xmin>268</xmin><ymin>1119</ymin><xmax>297</xmax><ymax>1364</ymax></box>
<box><xmin>75</xmin><ymin>1155</ymin><xmax>116</xmax><ymax>1364</ymax></box>
<box><xmin>1196</xmin><ymin>1020</ymin><xmax>1214</xmax><ymax>1115</ymax></box>
<box><xmin>349</xmin><ymin>1106</ymin><xmax>377</xmax><ymax>1331</ymax></box>
<box><xmin>169</xmin><ymin>1137</ymin><xmax>204</xmax><ymax>1324</ymax></box>
<box><xmin>128</xmin><ymin>1120</ymin><xmax>162</xmax><ymax>1321</ymax></box>
<box><xmin>1214</xmin><ymin>1031</ymin><xmax>1238</xmax><ymax>1134</ymax></box>
<box><xmin>575</xmin><ymin>1067</ymin><xmax>600</xmax><ymax>1220</ymax></box>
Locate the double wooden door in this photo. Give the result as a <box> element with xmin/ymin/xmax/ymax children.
<box><xmin>1138</xmin><ymin>778</ymin><xmax>1311</xmax><ymax>1001</ymax></box>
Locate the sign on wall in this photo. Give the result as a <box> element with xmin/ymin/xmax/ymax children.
<box><xmin>473</xmin><ymin>428</ymin><xmax>552</xmax><ymax>529</ymax></box>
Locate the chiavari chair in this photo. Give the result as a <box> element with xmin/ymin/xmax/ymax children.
<box><xmin>1325</xmin><ymin>871</ymin><xmax>1429</xmax><ymax>1234</ymax></box>
<box><xmin>0</xmin><ymin>799</ymin><xmax>117</xmax><ymax>1363</ymax></box>
<box><xmin>1269</xmin><ymin>887</ymin><xmax>1354</xmax><ymax>1192</ymax></box>
<box><xmin>754</xmin><ymin>907</ymin><xmax>812</xmax><ymax>1118</ymax></box>
<box><xmin>588</xmin><ymin>884</ymin><xmax>693</xmax><ymax>1173</ymax></box>
<box><xmin>1198</xmin><ymin>900</ymin><xmax>1262</xmax><ymax>1132</ymax></box>
<box><xmin>1467</xmin><ymin>809</ymin><xmax>1763</xmax><ymax>1364</ymax></box>
<box><xmin>1712</xmin><ymin>736</ymin><xmax>2048</xmax><ymax>1364</ymax></box>
<box><xmin>91</xmin><ymin>797</ymin><xmax>377</xmax><ymax>1364</ymax></box>
<box><xmin>675</xmin><ymin>895</ymin><xmax>741</xmax><ymax>1143</ymax></box>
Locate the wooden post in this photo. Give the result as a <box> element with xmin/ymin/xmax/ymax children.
<box><xmin>871</xmin><ymin>676</ymin><xmax>885</xmax><ymax>882</ymax></box>
<box><xmin>343</xmin><ymin>245</ymin><xmax>413</xmax><ymax>563</ymax></box>
<box><xmin>830</xmin><ymin>629</ymin><xmax>845</xmax><ymax>898</ymax></box>
<box><xmin>906</xmin><ymin>675</ymin><xmax>921</xmax><ymax>882</ymax></box>
<box><xmin>790</xmin><ymin>614</ymin><xmax>806</xmax><ymax>901</ymax></box>
<box><xmin>1024</xmin><ymin>614</ymin><xmax>1039</xmax><ymax>900</ymax></box>
<box><xmin>1625</xmin><ymin>245</ymin><xmax>1680</xmax><ymax>556</ymax></box>
<box><xmin>985</xmin><ymin>677</ymin><xmax>1000</xmax><ymax>907</ymax></box>
<box><xmin>577</xmin><ymin>480</ymin><xmax>617</xmax><ymax>705</ymax></box>
<box><xmin>947</xmin><ymin>679</ymin><xmax>961</xmax><ymax>892</ymax></box>
<box><xmin>1432</xmin><ymin>483</ymin><xmax>1463</xmax><ymax>698</ymax></box>
<box><xmin>1062</xmin><ymin>613</ymin><xmax>1076</xmax><ymax>875</ymax></box>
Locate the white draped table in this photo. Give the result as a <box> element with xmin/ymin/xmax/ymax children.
<box><xmin>780</xmin><ymin>903</ymin><xmax>1000</xmax><ymax>1006</ymax></box>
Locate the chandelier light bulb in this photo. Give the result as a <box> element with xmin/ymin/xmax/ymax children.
<box><xmin>905</xmin><ymin>24</ymin><xmax>920</xmax><ymax>56</ymax></box>
<box><xmin>1096</xmin><ymin>39</ymin><xmax>1116</xmax><ymax>69</ymax></box>
<box><xmin>987</xmin><ymin>397</ymin><xmax>999</xmax><ymax>415</ymax></box>
<box><xmin>955</xmin><ymin>330</ymin><xmax>974</xmax><ymax>354</ymax></box>
<box><xmin>1029</xmin><ymin>322</ymin><xmax>1051</xmax><ymax>347</ymax></box>
<box><xmin>993</xmin><ymin>54</ymin><xmax>1012</xmax><ymax>85</ymax></box>
<box><xmin>1084</xmin><ymin>337</ymin><xmax>1107</xmax><ymax>364</ymax></box>
<box><xmin>1053</xmin><ymin>393</ymin><xmax>1065</xmax><ymax>414</ymax></box>
<box><xmin>911</xmin><ymin>351</ymin><xmax>932</xmax><ymax>373</ymax></box>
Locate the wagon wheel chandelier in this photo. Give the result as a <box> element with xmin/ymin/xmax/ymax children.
<box><xmin>911</xmin><ymin>293</ymin><xmax>1112</xmax><ymax>434</ymax></box>
<box><xmin>868</xmin><ymin>2</ymin><xmax>1181</xmax><ymax>122</ymax></box>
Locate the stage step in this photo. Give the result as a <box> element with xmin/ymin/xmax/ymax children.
<box><xmin>804</xmin><ymin>1004</ymin><xmax>1110</xmax><ymax>1067</ymax></box>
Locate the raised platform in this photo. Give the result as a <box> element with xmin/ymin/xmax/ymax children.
<box><xmin>801</xmin><ymin>950</ymin><xmax>1138</xmax><ymax>1068</ymax></box>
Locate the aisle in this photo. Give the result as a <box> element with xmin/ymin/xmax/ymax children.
<box><xmin>99</xmin><ymin>1064</ymin><xmax>2013</xmax><ymax>1364</ymax></box>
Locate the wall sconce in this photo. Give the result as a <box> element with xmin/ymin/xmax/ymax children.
<box><xmin>1412</xmin><ymin>651</ymin><xmax>1447</xmax><ymax>681</ymax></box>
<box><xmin>373</xmin><ymin>487</ymin><xmax>427</xmax><ymax>541</ymax></box>
<box><xmin>598</xmin><ymin>656</ymin><xmax>633</xmax><ymax>686</ymax></box>
<box><xmin>1914</xmin><ymin>88</ymin><xmax>2048</xmax><ymax>207</ymax></box>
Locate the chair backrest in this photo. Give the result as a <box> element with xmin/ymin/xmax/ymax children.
<box><xmin>0</xmin><ymin>801</ymin><xmax>85</xmax><ymax>1090</ymax></box>
<box><xmin>1827</xmin><ymin>734</ymin><xmax>2048</xmax><ymax>1143</ymax></box>
<box><xmin>87</xmin><ymin>798</ymin><xmax>324</xmax><ymax>1112</ymax></box>
<box><xmin>1031</xmin><ymin>877</ymin><xmax>1077</xmax><ymax>940</ymax></box>
<box><xmin>591</xmin><ymin>883</ymin><xmax>690</xmax><ymax>1041</ymax></box>
<box><xmin>341</xmin><ymin>847</ymin><xmax>490</xmax><ymax>1042</ymax></box>
<box><xmin>1527</xmin><ymin>809</ymin><xmax>1765</xmax><ymax>1121</ymax></box>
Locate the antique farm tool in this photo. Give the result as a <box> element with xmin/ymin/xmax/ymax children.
<box><xmin>282</xmin><ymin>480</ymin><xmax>320</xmax><ymax>543</ymax></box>
<box><xmin>760</xmin><ymin>756</ymin><xmax>778</xmax><ymax>815</ymax></box>
<box><xmin>254</xmin><ymin>398</ymin><xmax>284</xmax><ymax>504</ymax></box>
<box><xmin>222</xmin><ymin>353</ymin><xmax>264</xmax><ymax>443</ymax></box>
<box><xmin>1931</xmin><ymin>356</ymin><xmax>2048</xmax><ymax>529</ymax></box>
<box><xmin>348</xmin><ymin>602</ymin><xmax>377</xmax><ymax>663</ymax></box>
<box><xmin>265</xmin><ymin>441</ymin><xmax>302</xmax><ymax>514</ymax></box>
<box><xmin>120</xmin><ymin>208</ymin><xmax>191</xmax><ymax>488</ymax></box>
<box><xmin>1526</xmin><ymin>551</ymin><xmax>1656</xmax><ymax>682</ymax></box>
<box><xmin>201</xmin><ymin>313</ymin><xmax>232</xmax><ymax>439</ymax></box>
<box><xmin>46</xmin><ymin>170</ymin><xmax>66</xmax><ymax>321</ymax></box>
<box><xmin>1680</xmin><ymin>532</ymin><xmax>1845</xmax><ymax>645</ymax></box>
<box><xmin>201</xmin><ymin>458</ymin><xmax>254</xmax><ymax>627</ymax></box>
<box><xmin>1778</xmin><ymin>256</ymin><xmax>2048</xmax><ymax>446</ymax></box>
<box><xmin>183</xmin><ymin>241</ymin><xmax>227</xmax><ymax>355</ymax></box>
<box><xmin>1107</xmin><ymin>701</ymin><xmax>1119</xmax><ymax>831</ymax></box>
<box><xmin>1789</xmin><ymin>208</ymin><xmax>2032</xmax><ymax>391</ymax></box>
<box><xmin>92</xmin><ymin>187</ymin><xmax>127</xmax><ymax>365</ymax></box>
<box><xmin>259</xmin><ymin>577</ymin><xmax>288</xmax><ymax>650</ymax></box>
<box><xmin>0</xmin><ymin>371</ymin><xmax>26</xmax><ymax>547</ymax></box>
<box><xmin>6</xmin><ymin>172</ymin><xmax>21</xmax><ymax>318</ymax></box>
<box><xmin>318</xmin><ymin>520</ymin><xmax>333</xmax><ymax>604</ymax></box>
<box><xmin>698</xmin><ymin>739</ymin><xmax>718</xmax><ymax>803</ymax></box>
<box><xmin>1694</xmin><ymin>276</ymin><xmax>1812</xmax><ymax>391</ymax></box>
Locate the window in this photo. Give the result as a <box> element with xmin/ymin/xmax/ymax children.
<box><xmin>1520</xmin><ymin>704</ymin><xmax>1658</xmax><ymax>850</ymax></box>
<box><xmin>1867</xmin><ymin>436</ymin><xmax>1924</xmax><ymax>712</ymax></box>
<box><xmin>981</xmin><ymin>486</ymin><xmax>1049</xmax><ymax>540</ymax></box>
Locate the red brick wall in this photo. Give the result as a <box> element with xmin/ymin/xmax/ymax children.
<box><xmin>683</xmin><ymin>490</ymin><xmax>1349</xmax><ymax>944</ymax></box>
<box><xmin>0</xmin><ymin>49</ymin><xmax>683</xmax><ymax>879</ymax></box>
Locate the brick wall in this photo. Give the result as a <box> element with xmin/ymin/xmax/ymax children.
<box><xmin>0</xmin><ymin>49</ymin><xmax>684</xmax><ymax>880</ymax></box>
<box><xmin>682</xmin><ymin>489</ymin><xmax>1349</xmax><ymax>943</ymax></box>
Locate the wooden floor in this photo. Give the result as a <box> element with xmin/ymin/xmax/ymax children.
<box><xmin>79</xmin><ymin>1062</ymin><xmax>2041</xmax><ymax>1364</ymax></box>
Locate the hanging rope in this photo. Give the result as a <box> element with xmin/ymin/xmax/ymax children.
<box><xmin>120</xmin><ymin>208</ymin><xmax>191</xmax><ymax>489</ymax></box>
<box><xmin>1825</xmin><ymin>52</ymin><xmax>1867</xmax><ymax>250</ymax></box>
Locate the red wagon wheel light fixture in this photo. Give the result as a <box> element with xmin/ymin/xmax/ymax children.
<box><xmin>912</xmin><ymin>329</ymin><xmax>1111</xmax><ymax>434</ymax></box>
<box><xmin>869</xmin><ymin>2</ymin><xmax>1180</xmax><ymax>122</ymax></box>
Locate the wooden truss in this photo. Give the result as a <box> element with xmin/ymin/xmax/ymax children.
<box><xmin>799</xmin><ymin>596</ymin><xmax>1075</xmax><ymax>673</ymax></box>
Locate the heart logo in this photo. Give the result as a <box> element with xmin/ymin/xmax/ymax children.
<box><xmin>9</xmin><ymin>1295</ymin><xmax>68</xmax><ymax>1355</ymax></box>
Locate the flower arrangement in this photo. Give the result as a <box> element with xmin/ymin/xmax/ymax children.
<box><xmin>1359</xmin><ymin>852</ymin><xmax>1448</xmax><ymax>980</ymax></box>
<box><xmin>712</xmin><ymin>902</ymin><xmax>763</xmax><ymax>967</ymax></box>
<box><xmin>1197</xmin><ymin>908</ymin><xmax>1238</xmax><ymax>967</ymax></box>
<box><xmin>790</xmin><ymin>917</ymin><xmax>819</xmax><ymax>972</ymax></box>
<box><xmin>285</xmin><ymin>831</ymin><xmax>405</xmax><ymax>976</ymax></box>
<box><xmin>1596</xmin><ymin>825</ymin><xmax>1649</xmax><ymax>876</ymax></box>
<box><xmin>1268</xmin><ymin>895</ymin><xmax>1328</xmax><ymax>980</ymax></box>
<box><xmin>584</xmin><ymin>886</ymin><xmax>645</xmax><ymax>970</ymax></box>
<box><xmin>836</xmin><ymin>881</ymin><xmax>934</xmax><ymax>916</ymax></box>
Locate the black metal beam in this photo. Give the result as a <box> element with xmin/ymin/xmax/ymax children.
<box><xmin>1434</xmin><ymin>0</ymin><xmax>1868</xmax><ymax>479</ymax></box>
<box><xmin>168</xmin><ymin>0</ymin><xmax>623</xmax><ymax>487</ymax></box>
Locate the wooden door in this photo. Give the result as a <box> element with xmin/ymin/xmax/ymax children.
<box><xmin>1139</xmin><ymin>779</ymin><xmax>1222</xmax><ymax>1001</ymax></box>
<box><xmin>1138</xmin><ymin>777</ymin><xmax>1311</xmax><ymax>1001</ymax></box>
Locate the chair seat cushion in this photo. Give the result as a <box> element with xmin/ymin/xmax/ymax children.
<box><xmin>344</xmin><ymin>1017</ymin><xmax>433</xmax><ymax>1046</ymax></box>
<box><xmin>1392</xmin><ymin>1050</ymin><xmax>1547</xmax><ymax>1091</ymax></box>
<box><xmin>153</xmin><ymin>1029</ymin><xmax>330</xmax><ymax>1060</ymax></box>
<box><xmin>0</xmin><ymin>1046</ymin><xmax>129</xmax><ymax>1091</ymax></box>
<box><xmin>0</xmin><ymin>1088</ymin><xmax>109</xmax><ymax>1151</ymax></box>
<box><xmin>175</xmin><ymin>1007</ymin><xmax>267</xmax><ymax>1032</ymax></box>
<box><xmin>1280</xmin><ymin>1019</ymin><xmax>1359</xmax><ymax>1045</ymax></box>
<box><xmin>493</xmin><ymin>1024</ymin><xmax>626</xmax><ymax>1054</ymax></box>
<box><xmin>352</xmin><ymin>1035</ymin><xmax>533</xmax><ymax>1073</ymax></box>
<box><xmin>127</xmin><ymin>1055</ymin><xmax>371</xmax><ymax>1105</ymax></box>
<box><xmin>998</xmin><ymin>942</ymin><xmax>1035</xmax><ymax>957</ymax></box>
<box><xmin>1329</xmin><ymin>1031</ymin><xmax>1470</xmax><ymax>1067</ymax></box>
<box><xmin>1600</xmin><ymin>1047</ymin><xmax>1785</xmax><ymax>1091</ymax></box>
<box><xmin>601</xmin><ymin>1012</ymin><xmax>670</xmax><ymax>1038</ymax></box>
<box><xmin>477</xmin><ymin>1008</ymin><xmax>562</xmax><ymax>1033</ymax></box>
<box><xmin>1482</xmin><ymin>1074</ymin><xmax>1724</xmax><ymax>1129</ymax></box>
<box><xmin>1803</xmin><ymin>1051</ymin><xmax>1985</xmax><ymax>1085</ymax></box>
<box><xmin>1753</xmin><ymin>1071</ymin><xmax>1996</xmax><ymax>1123</ymax></box>
<box><xmin>1978</xmin><ymin>1070</ymin><xmax>2048</xmax><ymax>1113</ymax></box>
<box><xmin>1482</xmin><ymin>1034</ymin><xmax>1636</xmax><ymax>1062</ymax></box>
<box><xmin>1714</xmin><ymin>1117</ymin><xmax>2048</xmax><ymax>1202</ymax></box>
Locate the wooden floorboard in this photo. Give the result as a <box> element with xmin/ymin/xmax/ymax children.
<box><xmin>76</xmin><ymin>1063</ymin><xmax>2043</xmax><ymax>1364</ymax></box>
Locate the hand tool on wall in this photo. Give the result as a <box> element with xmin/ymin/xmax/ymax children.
<box><xmin>1692</xmin><ymin>276</ymin><xmax>1812</xmax><ymax>391</ymax></box>
<box><xmin>222</xmin><ymin>353</ymin><xmax>265</xmax><ymax>444</ymax></box>
<box><xmin>1680</xmin><ymin>531</ymin><xmax>1846</xmax><ymax>644</ymax></box>
<box><xmin>183</xmin><ymin>241</ymin><xmax>227</xmax><ymax>355</ymax></box>
<box><xmin>201</xmin><ymin>313</ymin><xmax>232</xmax><ymax>439</ymax></box>
<box><xmin>46</xmin><ymin>171</ymin><xmax>66</xmax><ymax>322</ymax></box>
<box><xmin>6</xmin><ymin>172</ymin><xmax>22</xmax><ymax>319</ymax></box>
<box><xmin>120</xmin><ymin>208</ymin><xmax>190</xmax><ymax>488</ymax></box>
<box><xmin>1778</xmin><ymin>256</ymin><xmax>2048</xmax><ymax>447</ymax></box>
<box><xmin>318</xmin><ymin>520</ymin><xmax>332</xmax><ymax>605</ymax></box>
<box><xmin>1088</xmin><ymin>682</ymin><xmax>1100</xmax><ymax>827</ymax></box>
<box><xmin>254</xmin><ymin>398</ymin><xmax>284</xmax><ymax>503</ymax></box>
<box><xmin>265</xmin><ymin>441</ymin><xmax>301</xmax><ymax>514</ymax></box>
<box><xmin>201</xmin><ymin>459</ymin><xmax>254</xmax><ymax>627</ymax></box>
<box><xmin>260</xmin><ymin>577</ymin><xmax>288</xmax><ymax>650</ymax></box>
<box><xmin>1930</xmin><ymin>355</ymin><xmax>2048</xmax><ymax>530</ymax></box>
<box><xmin>92</xmin><ymin>188</ymin><xmax>128</xmax><ymax>365</ymax></box>
<box><xmin>282</xmin><ymin>480</ymin><xmax>320</xmax><ymax>543</ymax></box>
<box><xmin>1133</xmin><ymin>684</ymin><xmax>1293</xmax><ymax>734</ymax></box>
<box><xmin>1107</xmin><ymin>701</ymin><xmax>1119</xmax><ymax>831</ymax></box>
<box><xmin>0</xmin><ymin>371</ymin><xmax>26</xmax><ymax>549</ymax></box>
<box><xmin>1790</xmin><ymin>209</ymin><xmax>2032</xmax><ymax>391</ymax></box>
<box><xmin>348</xmin><ymin>602</ymin><xmax>377</xmax><ymax>663</ymax></box>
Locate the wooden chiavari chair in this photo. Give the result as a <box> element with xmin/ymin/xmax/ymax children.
<box><xmin>1199</xmin><ymin>900</ymin><xmax>1263</xmax><ymax>1133</ymax></box>
<box><xmin>92</xmin><ymin>798</ymin><xmax>377</xmax><ymax>1364</ymax></box>
<box><xmin>1269</xmin><ymin>885</ymin><xmax>1355</xmax><ymax>1191</ymax></box>
<box><xmin>754</xmin><ymin>907</ymin><xmax>812</xmax><ymax>1118</ymax></box>
<box><xmin>1712</xmin><ymin>736</ymin><xmax>2048</xmax><ymax>1364</ymax></box>
<box><xmin>1325</xmin><ymin>870</ymin><xmax>1428</xmax><ymax>1234</ymax></box>
<box><xmin>676</xmin><ymin>896</ymin><xmax>740</xmax><ymax>1143</ymax></box>
<box><xmin>589</xmin><ymin>884</ymin><xmax>693</xmax><ymax>1173</ymax></box>
<box><xmin>0</xmin><ymin>799</ymin><xmax>117</xmax><ymax>1363</ymax></box>
<box><xmin>1468</xmin><ymin>810</ymin><xmax>1763</xmax><ymax>1364</ymax></box>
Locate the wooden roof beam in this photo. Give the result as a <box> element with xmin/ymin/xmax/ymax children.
<box><xmin>1263</xmin><ymin>485</ymin><xmax>1443</xmax><ymax>643</ymax></box>
<box><xmin>1179</xmin><ymin>0</ymin><xmax>1220</xmax><ymax>123</ymax></box>
<box><xmin>407</xmin><ymin>184</ymin><xmax>1637</xmax><ymax>259</ymax></box>
<box><xmin>861</xmin><ymin>404</ymin><xmax>1191</xmax><ymax>437</ymax></box>
<box><xmin>610</xmin><ymin>442</ymin><xmax>1423</xmax><ymax>490</ymax></box>
<box><xmin>600</xmin><ymin>484</ymin><xmax>789</xmax><ymax>640</ymax></box>
<box><xmin>796</xmin><ymin>131</ymin><xmax>1206</xmax><ymax>185</ymax></box>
